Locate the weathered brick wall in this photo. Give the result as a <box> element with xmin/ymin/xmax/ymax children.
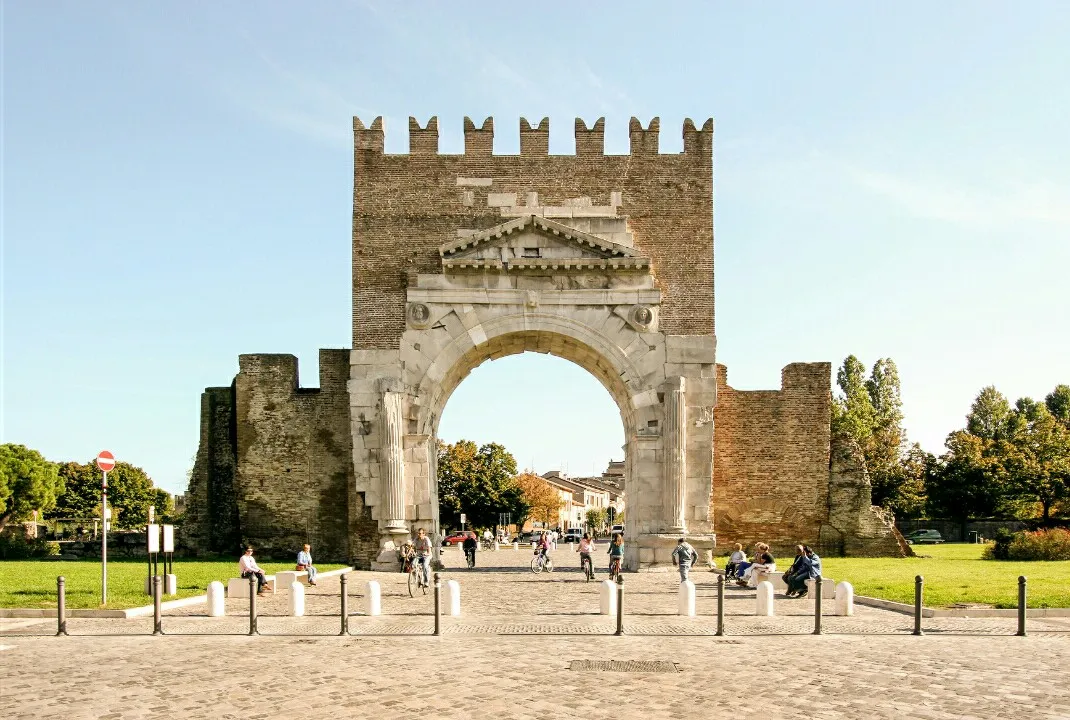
<box><xmin>232</xmin><ymin>350</ymin><xmax>352</xmax><ymax>562</ymax></box>
<box><xmin>712</xmin><ymin>362</ymin><xmax>833</xmax><ymax>556</ymax></box>
<box><xmin>352</xmin><ymin>116</ymin><xmax>715</xmax><ymax>350</ymax></box>
<box><xmin>183</xmin><ymin>386</ymin><xmax>240</xmax><ymax>554</ymax></box>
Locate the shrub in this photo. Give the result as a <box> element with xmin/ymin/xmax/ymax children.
<box><xmin>984</xmin><ymin>528</ymin><xmax>1070</xmax><ymax>561</ymax></box>
<box><xmin>0</xmin><ymin>533</ymin><xmax>61</xmax><ymax>559</ymax></box>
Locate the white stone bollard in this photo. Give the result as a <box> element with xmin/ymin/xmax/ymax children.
<box><xmin>366</xmin><ymin>580</ymin><xmax>381</xmax><ymax>616</ymax></box>
<box><xmin>599</xmin><ymin>580</ymin><xmax>617</xmax><ymax>615</ymax></box>
<box><xmin>206</xmin><ymin>581</ymin><xmax>225</xmax><ymax>617</ymax></box>
<box><xmin>835</xmin><ymin>581</ymin><xmax>854</xmax><ymax>616</ymax></box>
<box><xmin>289</xmin><ymin>581</ymin><xmax>305</xmax><ymax>617</ymax></box>
<box><xmin>756</xmin><ymin>580</ymin><xmax>774</xmax><ymax>616</ymax></box>
<box><xmin>493</xmin><ymin>540</ymin><xmax>500</xmax><ymax>552</ymax></box>
<box><xmin>444</xmin><ymin>580</ymin><xmax>461</xmax><ymax>616</ymax></box>
<box><xmin>512</xmin><ymin>541</ymin><xmax>519</xmax><ymax>550</ymax></box>
<box><xmin>677</xmin><ymin>580</ymin><xmax>696</xmax><ymax>616</ymax></box>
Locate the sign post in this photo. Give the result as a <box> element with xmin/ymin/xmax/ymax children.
<box><xmin>96</xmin><ymin>450</ymin><xmax>116</xmax><ymax>605</ymax></box>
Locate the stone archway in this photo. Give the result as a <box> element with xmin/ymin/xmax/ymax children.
<box><xmin>350</xmin><ymin>207</ymin><xmax>719</xmax><ymax>571</ymax></box>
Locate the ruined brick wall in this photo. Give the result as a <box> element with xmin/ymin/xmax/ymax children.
<box><xmin>824</xmin><ymin>434</ymin><xmax>909</xmax><ymax>557</ymax></box>
<box><xmin>712</xmin><ymin>363</ymin><xmax>833</xmax><ymax>556</ymax></box>
<box><xmin>183</xmin><ymin>386</ymin><xmax>240</xmax><ymax>554</ymax></box>
<box><xmin>352</xmin><ymin>116</ymin><xmax>715</xmax><ymax>350</ymax></box>
<box><xmin>232</xmin><ymin>350</ymin><xmax>352</xmax><ymax>562</ymax></box>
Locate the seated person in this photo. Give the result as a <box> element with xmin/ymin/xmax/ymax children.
<box><xmin>296</xmin><ymin>543</ymin><xmax>318</xmax><ymax>586</ymax></box>
<box><xmin>739</xmin><ymin>543</ymin><xmax>776</xmax><ymax>587</ymax></box>
<box><xmin>786</xmin><ymin>545</ymin><xmax>822</xmax><ymax>598</ymax></box>
<box><xmin>724</xmin><ymin>543</ymin><xmax>747</xmax><ymax>579</ymax></box>
<box><xmin>783</xmin><ymin>545</ymin><xmax>809</xmax><ymax>597</ymax></box>
<box><xmin>238</xmin><ymin>545</ymin><xmax>271</xmax><ymax>595</ymax></box>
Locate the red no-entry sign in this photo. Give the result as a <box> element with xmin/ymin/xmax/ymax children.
<box><xmin>96</xmin><ymin>450</ymin><xmax>115</xmax><ymax>473</ymax></box>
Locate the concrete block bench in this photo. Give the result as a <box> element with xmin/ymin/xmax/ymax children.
<box><xmin>275</xmin><ymin>570</ymin><xmax>308</xmax><ymax>589</ymax></box>
<box><xmin>753</xmin><ymin>570</ymin><xmax>787</xmax><ymax>593</ymax></box>
<box><xmin>804</xmin><ymin>577</ymin><xmax>836</xmax><ymax>599</ymax></box>
<box><xmin>226</xmin><ymin>575</ymin><xmax>276</xmax><ymax>598</ymax></box>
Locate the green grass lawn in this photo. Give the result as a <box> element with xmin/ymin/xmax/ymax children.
<box><xmin>719</xmin><ymin>544</ymin><xmax>1070</xmax><ymax>609</ymax></box>
<box><xmin>0</xmin><ymin>560</ymin><xmax>346</xmax><ymax>610</ymax></box>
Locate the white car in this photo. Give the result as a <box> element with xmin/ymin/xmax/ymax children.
<box><xmin>610</xmin><ymin>524</ymin><xmax>625</xmax><ymax>535</ymax></box>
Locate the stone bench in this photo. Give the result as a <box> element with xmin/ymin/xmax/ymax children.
<box><xmin>226</xmin><ymin>575</ymin><xmax>276</xmax><ymax>598</ymax></box>
<box><xmin>275</xmin><ymin>570</ymin><xmax>309</xmax><ymax>589</ymax></box>
<box><xmin>751</xmin><ymin>569</ymin><xmax>786</xmax><ymax>593</ymax></box>
<box><xmin>804</xmin><ymin>577</ymin><xmax>836</xmax><ymax>600</ymax></box>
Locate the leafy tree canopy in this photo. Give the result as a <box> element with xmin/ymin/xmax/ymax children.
<box><xmin>0</xmin><ymin>444</ymin><xmax>63</xmax><ymax>530</ymax></box>
<box><xmin>437</xmin><ymin>440</ymin><xmax>525</xmax><ymax>531</ymax></box>
<box><xmin>48</xmin><ymin>459</ymin><xmax>166</xmax><ymax>528</ymax></box>
<box><xmin>515</xmin><ymin>472</ymin><xmax>563</xmax><ymax>526</ymax></box>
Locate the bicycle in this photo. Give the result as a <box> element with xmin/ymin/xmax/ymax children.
<box><xmin>530</xmin><ymin>550</ymin><xmax>554</xmax><ymax>574</ymax></box>
<box><xmin>580</xmin><ymin>553</ymin><xmax>594</xmax><ymax>582</ymax></box>
<box><xmin>405</xmin><ymin>556</ymin><xmax>429</xmax><ymax>597</ymax></box>
<box><xmin>465</xmin><ymin>547</ymin><xmax>476</xmax><ymax>569</ymax></box>
<box><xmin>608</xmin><ymin>555</ymin><xmax>622</xmax><ymax>582</ymax></box>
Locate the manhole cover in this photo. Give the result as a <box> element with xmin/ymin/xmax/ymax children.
<box><xmin>568</xmin><ymin>660</ymin><xmax>679</xmax><ymax>673</ymax></box>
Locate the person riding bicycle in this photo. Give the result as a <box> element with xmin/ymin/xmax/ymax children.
<box><xmin>413</xmin><ymin>527</ymin><xmax>433</xmax><ymax>586</ymax></box>
<box><xmin>537</xmin><ymin>531</ymin><xmax>552</xmax><ymax>564</ymax></box>
<box><xmin>608</xmin><ymin>533</ymin><xmax>624</xmax><ymax>575</ymax></box>
<box><xmin>577</xmin><ymin>532</ymin><xmax>595</xmax><ymax>577</ymax></box>
<box><xmin>462</xmin><ymin>532</ymin><xmax>478</xmax><ymax>568</ymax></box>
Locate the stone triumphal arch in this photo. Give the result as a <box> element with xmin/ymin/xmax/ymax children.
<box><xmin>185</xmin><ymin>116</ymin><xmax>904</xmax><ymax>569</ymax></box>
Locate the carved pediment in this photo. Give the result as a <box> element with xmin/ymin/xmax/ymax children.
<box><xmin>440</xmin><ymin>215</ymin><xmax>650</xmax><ymax>272</ymax></box>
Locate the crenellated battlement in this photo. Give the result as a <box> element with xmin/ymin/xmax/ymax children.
<box><xmin>352</xmin><ymin>116</ymin><xmax>714</xmax><ymax>156</ymax></box>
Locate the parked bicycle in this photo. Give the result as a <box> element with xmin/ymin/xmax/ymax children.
<box><xmin>405</xmin><ymin>556</ymin><xmax>429</xmax><ymax>597</ymax></box>
<box><xmin>531</xmin><ymin>550</ymin><xmax>554</xmax><ymax>574</ymax></box>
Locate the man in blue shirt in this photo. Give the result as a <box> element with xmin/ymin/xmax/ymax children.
<box><xmin>296</xmin><ymin>544</ymin><xmax>318</xmax><ymax>586</ymax></box>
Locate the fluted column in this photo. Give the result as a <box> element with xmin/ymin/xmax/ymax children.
<box><xmin>381</xmin><ymin>390</ymin><xmax>407</xmax><ymax>531</ymax></box>
<box><xmin>664</xmin><ymin>376</ymin><xmax>687</xmax><ymax>532</ymax></box>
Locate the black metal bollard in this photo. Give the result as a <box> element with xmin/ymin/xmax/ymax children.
<box><xmin>152</xmin><ymin>575</ymin><xmax>163</xmax><ymax>635</ymax></box>
<box><xmin>56</xmin><ymin>576</ymin><xmax>68</xmax><ymax>637</ymax></box>
<box><xmin>715</xmin><ymin>573</ymin><xmax>725</xmax><ymax>637</ymax></box>
<box><xmin>1017</xmin><ymin>576</ymin><xmax>1027</xmax><ymax>637</ymax></box>
<box><xmin>913</xmin><ymin>575</ymin><xmax>924</xmax><ymax>636</ymax></box>
<box><xmin>614</xmin><ymin>575</ymin><xmax>624</xmax><ymax>636</ymax></box>
<box><xmin>813</xmin><ymin>576</ymin><xmax>823</xmax><ymax>635</ymax></box>
<box><xmin>339</xmin><ymin>572</ymin><xmax>349</xmax><ymax>636</ymax></box>
<box><xmin>433</xmin><ymin>572</ymin><xmax>442</xmax><ymax>637</ymax></box>
<box><xmin>248</xmin><ymin>574</ymin><xmax>259</xmax><ymax>636</ymax></box>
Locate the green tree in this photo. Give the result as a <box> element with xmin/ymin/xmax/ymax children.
<box><xmin>1044</xmin><ymin>384</ymin><xmax>1070</xmax><ymax>429</ymax></box>
<box><xmin>515</xmin><ymin>472</ymin><xmax>563</xmax><ymax>526</ymax></box>
<box><xmin>47</xmin><ymin>460</ymin><xmax>159</xmax><ymax>528</ymax></box>
<box><xmin>1003</xmin><ymin>403</ymin><xmax>1070</xmax><ymax>521</ymax></box>
<box><xmin>926</xmin><ymin>431</ymin><xmax>1005</xmax><ymax>522</ymax></box>
<box><xmin>437</xmin><ymin>440</ymin><xmax>525</xmax><ymax>531</ymax></box>
<box><xmin>831</xmin><ymin>355</ymin><xmax>876</xmax><ymax>446</ymax></box>
<box><xmin>585</xmin><ymin>507</ymin><xmax>608</xmax><ymax>531</ymax></box>
<box><xmin>966</xmin><ymin>386</ymin><xmax>1014</xmax><ymax>441</ymax></box>
<box><xmin>0</xmin><ymin>444</ymin><xmax>63</xmax><ymax>530</ymax></box>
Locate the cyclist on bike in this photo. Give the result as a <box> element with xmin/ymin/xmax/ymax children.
<box><xmin>608</xmin><ymin>533</ymin><xmax>624</xmax><ymax>576</ymax></box>
<box><xmin>577</xmin><ymin>532</ymin><xmax>595</xmax><ymax>578</ymax></box>
<box><xmin>413</xmin><ymin>527</ymin><xmax>433</xmax><ymax>586</ymax></box>
<box><xmin>462</xmin><ymin>532</ymin><xmax>478</xmax><ymax>568</ymax></box>
<box><xmin>537</xmin><ymin>531</ymin><xmax>552</xmax><ymax>564</ymax></box>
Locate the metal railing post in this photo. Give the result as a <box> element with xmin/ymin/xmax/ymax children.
<box><xmin>614</xmin><ymin>575</ymin><xmax>624</xmax><ymax>636</ymax></box>
<box><xmin>912</xmin><ymin>575</ymin><xmax>924</xmax><ymax>636</ymax></box>
<box><xmin>715</xmin><ymin>573</ymin><xmax>725</xmax><ymax>637</ymax></box>
<box><xmin>56</xmin><ymin>576</ymin><xmax>68</xmax><ymax>637</ymax></box>
<box><xmin>1017</xmin><ymin>576</ymin><xmax>1027</xmax><ymax>637</ymax></box>
<box><xmin>339</xmin><ymin>572</ymin><xmax>349</xmax><ymax>636</ymax></box>
<box><xmin>433</xmin><ymin>572</ymin><xmax>442</xmax><ymax>637</ymax></box>
<box><xmin>152</xmin><ymin>575</ymin><xmax>163</xmax><ymax>635</ymax></box>
<box><xmin>248</xmin><ymin>574</ymin><xmax>259</xmax><ymax>636</ymax></box>
<box><xmin>813</xmin><ymin>576</ymin><xmax>823</xmax><ymax>635</ymax></box>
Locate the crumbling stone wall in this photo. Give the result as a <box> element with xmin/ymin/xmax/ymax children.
<box><xmin>183</xmin><ymin>386</ymin><xmax>240</xmax><ymax>555</ymax></box>
<box><xmin>712</xmin><ymin>363</ymin><xmax>834</xmax><ymax>555</ymax></box>
<box><xmin>231</xmin><ymin>349</ymin><xmax>352</xmax><ymax>562</ymax></box>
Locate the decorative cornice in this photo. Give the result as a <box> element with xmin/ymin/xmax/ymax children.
<box><xmin>439</xmin><ymin>214</ymin><xmax>638</xmax><ymax>259</ymax></box>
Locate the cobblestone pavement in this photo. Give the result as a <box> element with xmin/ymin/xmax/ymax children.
<box><xmin>3</xmin><ymin>546</ymin><xmax>1069</xmax><ymax>718</ymax></box>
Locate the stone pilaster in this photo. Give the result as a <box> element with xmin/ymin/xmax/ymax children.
<box><xmin>380</xmin><ymin>390</ymin><xmax>407</xmax><ymax>532</ymax></box>
<box><xmin>664</xmin><ymin>376</ymin><xmax>687</xmax><ymax>532</ymax></box>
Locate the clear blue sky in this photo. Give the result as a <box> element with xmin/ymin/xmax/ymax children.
<box><xmin>4</xmin><ymin>2</ymin><xmax>1068</xmax><ymax>495</ymax></box>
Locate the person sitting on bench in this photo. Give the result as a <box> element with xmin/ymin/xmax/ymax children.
<box><xmin>296</xmin><ymin>543</ymin><xmax>318</xmax><ymax>586</ymax></box>
<box><xmin>238</xmin><ymin>545</ymin><xmax>271</xmax><ymax>595</ymax></box>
